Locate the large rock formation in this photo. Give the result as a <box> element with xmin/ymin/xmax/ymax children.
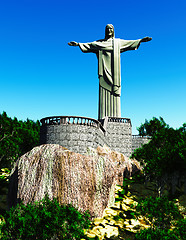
<box><xmin>8</xmin><ymin>144</ymin><xmax>141</xmax><ymax>217</ymax></box>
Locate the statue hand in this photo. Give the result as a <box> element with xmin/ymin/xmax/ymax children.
<box><xmin>68</xmin><ymin>41</ymin><xmax>79</xmax><ymax>46</ymax></box>
<box><xmin>141</xmin><ymin>37</ymin><xmax>152</xmax><ymax>43</ymax></box>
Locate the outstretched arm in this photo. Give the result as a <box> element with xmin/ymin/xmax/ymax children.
<box><xmin>68</xmin><ymin>41</ymin><xmax>79</xmax><ymax>46</ymax></box>
<box><xmin>68</xmin><ymin>41</ymin><xmax>98</xmax><ymax>53</ymax></box>
<box><xmin>120</xmin><ymin>37</ymin><xmax>152</xmax><ymax>52</ymax></box>
<box><xmin>140</xmin><ymin>37</ymin><xmax>152</xmax><ymax>43</ymax></box>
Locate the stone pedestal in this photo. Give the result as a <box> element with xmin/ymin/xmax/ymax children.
<box><xmin>103</xmin><ymin>117</ymin><xmax>132</xmax><ymax>157</ymax></box>
<box><xmin>40</xmin><ymin>116</ymin><xmax>133</xmax><ymax>157</ymax></box>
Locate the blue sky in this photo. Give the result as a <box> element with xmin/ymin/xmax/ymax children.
<box><xmin>0</xmin><ymin>0</ymin><xmax>186</xmax><ymax>134</ymax></box>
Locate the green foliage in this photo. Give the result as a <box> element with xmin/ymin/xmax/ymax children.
<box><xmin>134</xmin><ymin>196</ymin><xmax>185</xmax><ymax>240</ymax></box>
<box><xmin>0</xmin><ymin>168</ymin><xmax>10</xmax><ymax>215</ymax></box>
<box><xmin>115</xmin><ymin>178</ymin><xmax>135</xmax><ymax>202</ymax></box>
<box><xmin>0</xmin><ymin>111</ymin><xmax>40</xmax><ymax>169</ymax></box>
<box><xmin>0</xmin><ymin>168</ymin><xmax>10</xmax><ymax>193</ymax></box>
<box><xmin>173</xmin><ymin>218</ymin><xmax>186</xmax><ymax>240</ymax></box>
<box><xmin>135</xmin><ymin>228</ymin><xmax>179</xmax><ymax>240</ymax></box>
<box><xmin>137</xmin><ymin>117</ymin><xmax>167</xmax><ymax>136</ymax></box>
<box><xmin>0</xmin><ymin>195</ymin><xmax>91</xmax><ymax>240</ymax></box>
<box><xmin>132</xmin><ymin>117</ymin><xmax>186</xmax><ymax>178</ymax></box>
<box><xmin>135</xmin><ymin>196</ymin><xmax>182</xmax><ymax>229</ymax></box>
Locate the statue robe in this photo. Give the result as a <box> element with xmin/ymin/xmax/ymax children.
<box><xmin>79</xmin><ymin>37</ymin><xmax>141</xmax><ymax>119</ymax></box>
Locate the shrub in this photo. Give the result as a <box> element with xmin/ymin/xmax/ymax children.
<box><xmin>134</xmin><ymin>196</ymin><xmax>185</xmax><ymax>240</ymax></box>
<box><xmin>132</xmin><ymin>117</ymin><xmax>186</xmax><ymax>181</ymax></box>
<box><xmin>0</xmin><ymin>195</ymin><xmax>91</xmax><ymax>240</ymax></box>
<box><xmin>173</xmin><ymin>218</ymin><xmax>186</xmax><ymax>240</ymax></box>
<box><xmin>135</xmin><ymin>228</ymin><xmax>179</xmax><ymax>240</ymax></box>
<box><xmin>135</xmin><ymin>196</ymin><xmax>182</xmax><ymax>229</ymax></box>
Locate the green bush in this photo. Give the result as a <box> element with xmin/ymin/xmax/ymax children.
<box><xmin>173</xmin><ymin>219</ymin><xmax>186</xmax><ymax>240</ymax></box>
<box><xmin>135</xmin><ymin>228</ymin><xmax>179</xmax><ymax>240</ymax></box>
<box><xmin>135</xmin><ymin>196</ymin><xmax>182</xmax><ymax>229</ymax></box>
<box><xmin>134</xmin><ymin>196</ymin><xmax>185</xmax><ymax>240</ymax></box>
<box><xmin>0</xmin><ymin>168</ymin><xmax>10</xmax><ymax>194</ymax></box>
<box><xmin>132</xmin><ymin>117</ymin><xmax>186</xmax><ymax>180</ymax></box>
<box><xmin>0</xmin><ymin>195</ymin><xmax>91</xmax><ymax>240</ymax></box>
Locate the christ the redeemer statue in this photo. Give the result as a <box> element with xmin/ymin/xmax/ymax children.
<box><xmin>68</xmin><ymin>24</ymin><xmax>152</xmax><ymax>120</ymax></box>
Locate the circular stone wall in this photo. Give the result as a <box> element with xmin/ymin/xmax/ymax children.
<box><xmin>40</xmin><ymin>116</ymin><xmax>108</xmax><ymax>154</ymax></box>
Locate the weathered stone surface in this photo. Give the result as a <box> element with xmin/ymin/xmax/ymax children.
<box><xmin>132</xmin><ymin>135</ymin><xmax>151</xmax><ymax>153</ymax></box>
<box><xmin>8</xmin><ymin>144</ymin><xmax>141</xmax><ymax>218</ymax></box>
<box><xmin>84</xmin><ymin>186</ymin><xmax>150</xmax><ymax>240</ymax></box>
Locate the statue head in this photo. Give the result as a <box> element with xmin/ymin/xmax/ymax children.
<box><xmin>105</xmin><ymin>24</ymin><xmax>114</xmax><ymax>39</ymax></box>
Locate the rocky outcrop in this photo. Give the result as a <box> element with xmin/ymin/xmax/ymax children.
<box><xmin>8</xmin><ymin>144</ymin><xmax>141</xmax><ymax>217</ymax></box>
<box><xmin>84</xmin><ymin>184</ymin><xmax>186</xmax><ymax>240</ymax></box>
<box><xmin>84</xmin><ymin>185</ymin><xmax>150</xmax><ymax>240</ymax></box>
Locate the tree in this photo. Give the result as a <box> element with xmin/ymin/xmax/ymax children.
<box><xmin>0</xmin><ymin>112</ymin><xmax>40</xmax><ymax>169</ymax></box>
<box><xmin>135</xmin><ymin>196</ymin><xmax>182</xmax><ymax>230</ymax></box>
<box><xmin>0</xmin><ymin>195</ymin><xmax>91</xmax><ymax>240</ymax></box>
<box><xmin>132</xmin><ymin>117</ymin><xmax>186</xmax><ymax>196</ymax></box>
<box><xmin>135</xmin><ymin>228</ymin><xmax>180</xmax><ymax>240</ymax></box>
<box><xmin>135</xmin><ymin>196</ymin><xmax>185</xmax><ymax>240</ymax></box>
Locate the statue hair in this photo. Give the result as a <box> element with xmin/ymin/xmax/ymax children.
<box><xmin>105</xmin><ymin>24</ymin><xmax>115</xmax><ymax>38</ymax></box>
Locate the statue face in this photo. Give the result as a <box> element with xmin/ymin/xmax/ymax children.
<box><xmin>105</xmin><ymin>25</ymin><xmax>114</xmax><ymax>38</ymax></box>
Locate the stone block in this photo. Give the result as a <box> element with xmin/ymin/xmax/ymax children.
<box><xmin>79</xmin><ymin>146</ymin><xmax>86</xmax><ymax>153</ymax></box>
<box><xmin>60</xmin><ymin>132</ymin><xmax>67</xmax><ymax>139</ymax></box>
<box><xmin>48</xmin><ymin>125</ymin><xmax>54</xmax><ymax>132</ymax></box>
<box><xmin>78</xmin><ymin>126</ymin><xmax>87</xmax><ymax>133</ymax></box>
<box><xmin>66</xmin><ymin>125</ymin><xmax>73</xmax><ymax>133</ymax></box>
<box><xmin>66</xmin><ymin>133</ymin><xmax>71</xmax><ymax>141</ymax></box>
<box><xmin>80</xmin><ymin>134</ymin><xmax>88</xmax><ymax>141</ymax></box>
<box><xmin>54</xmin><ymin>126</ymin><xmax>60</xmax><ymax>133</ymax></box>
<box><xmin>71</xmin><ymin>146</ymin><xmax>80</xmax><ymax>153</ymax></box>
<box><xmin>67</xmin><ymin>141</ymin><xmax>78</xmax><ymax>150</ymax></box>
<box><xmin>70</xmin><ymin>125</ymin><xmax>79</xmax><ymax>133</ymax></box>
<box><xmin>61</xmin><ymin>140</ymin><xmax>68</xmax><ymax>146</ymax></box>
<box><xmin>70</xmin><ymin>133</ymin><xmax>80</xmax><ymax>140</ymax></box>
<box><xmin>60</xmin><ymin>125</ymin><xmax>67</xmax><ymax>132</ymax></box>
<box><xmin>80</xmin><ymin>139</ymin><xmax>85</xmax><ymax>145</ymax></box>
